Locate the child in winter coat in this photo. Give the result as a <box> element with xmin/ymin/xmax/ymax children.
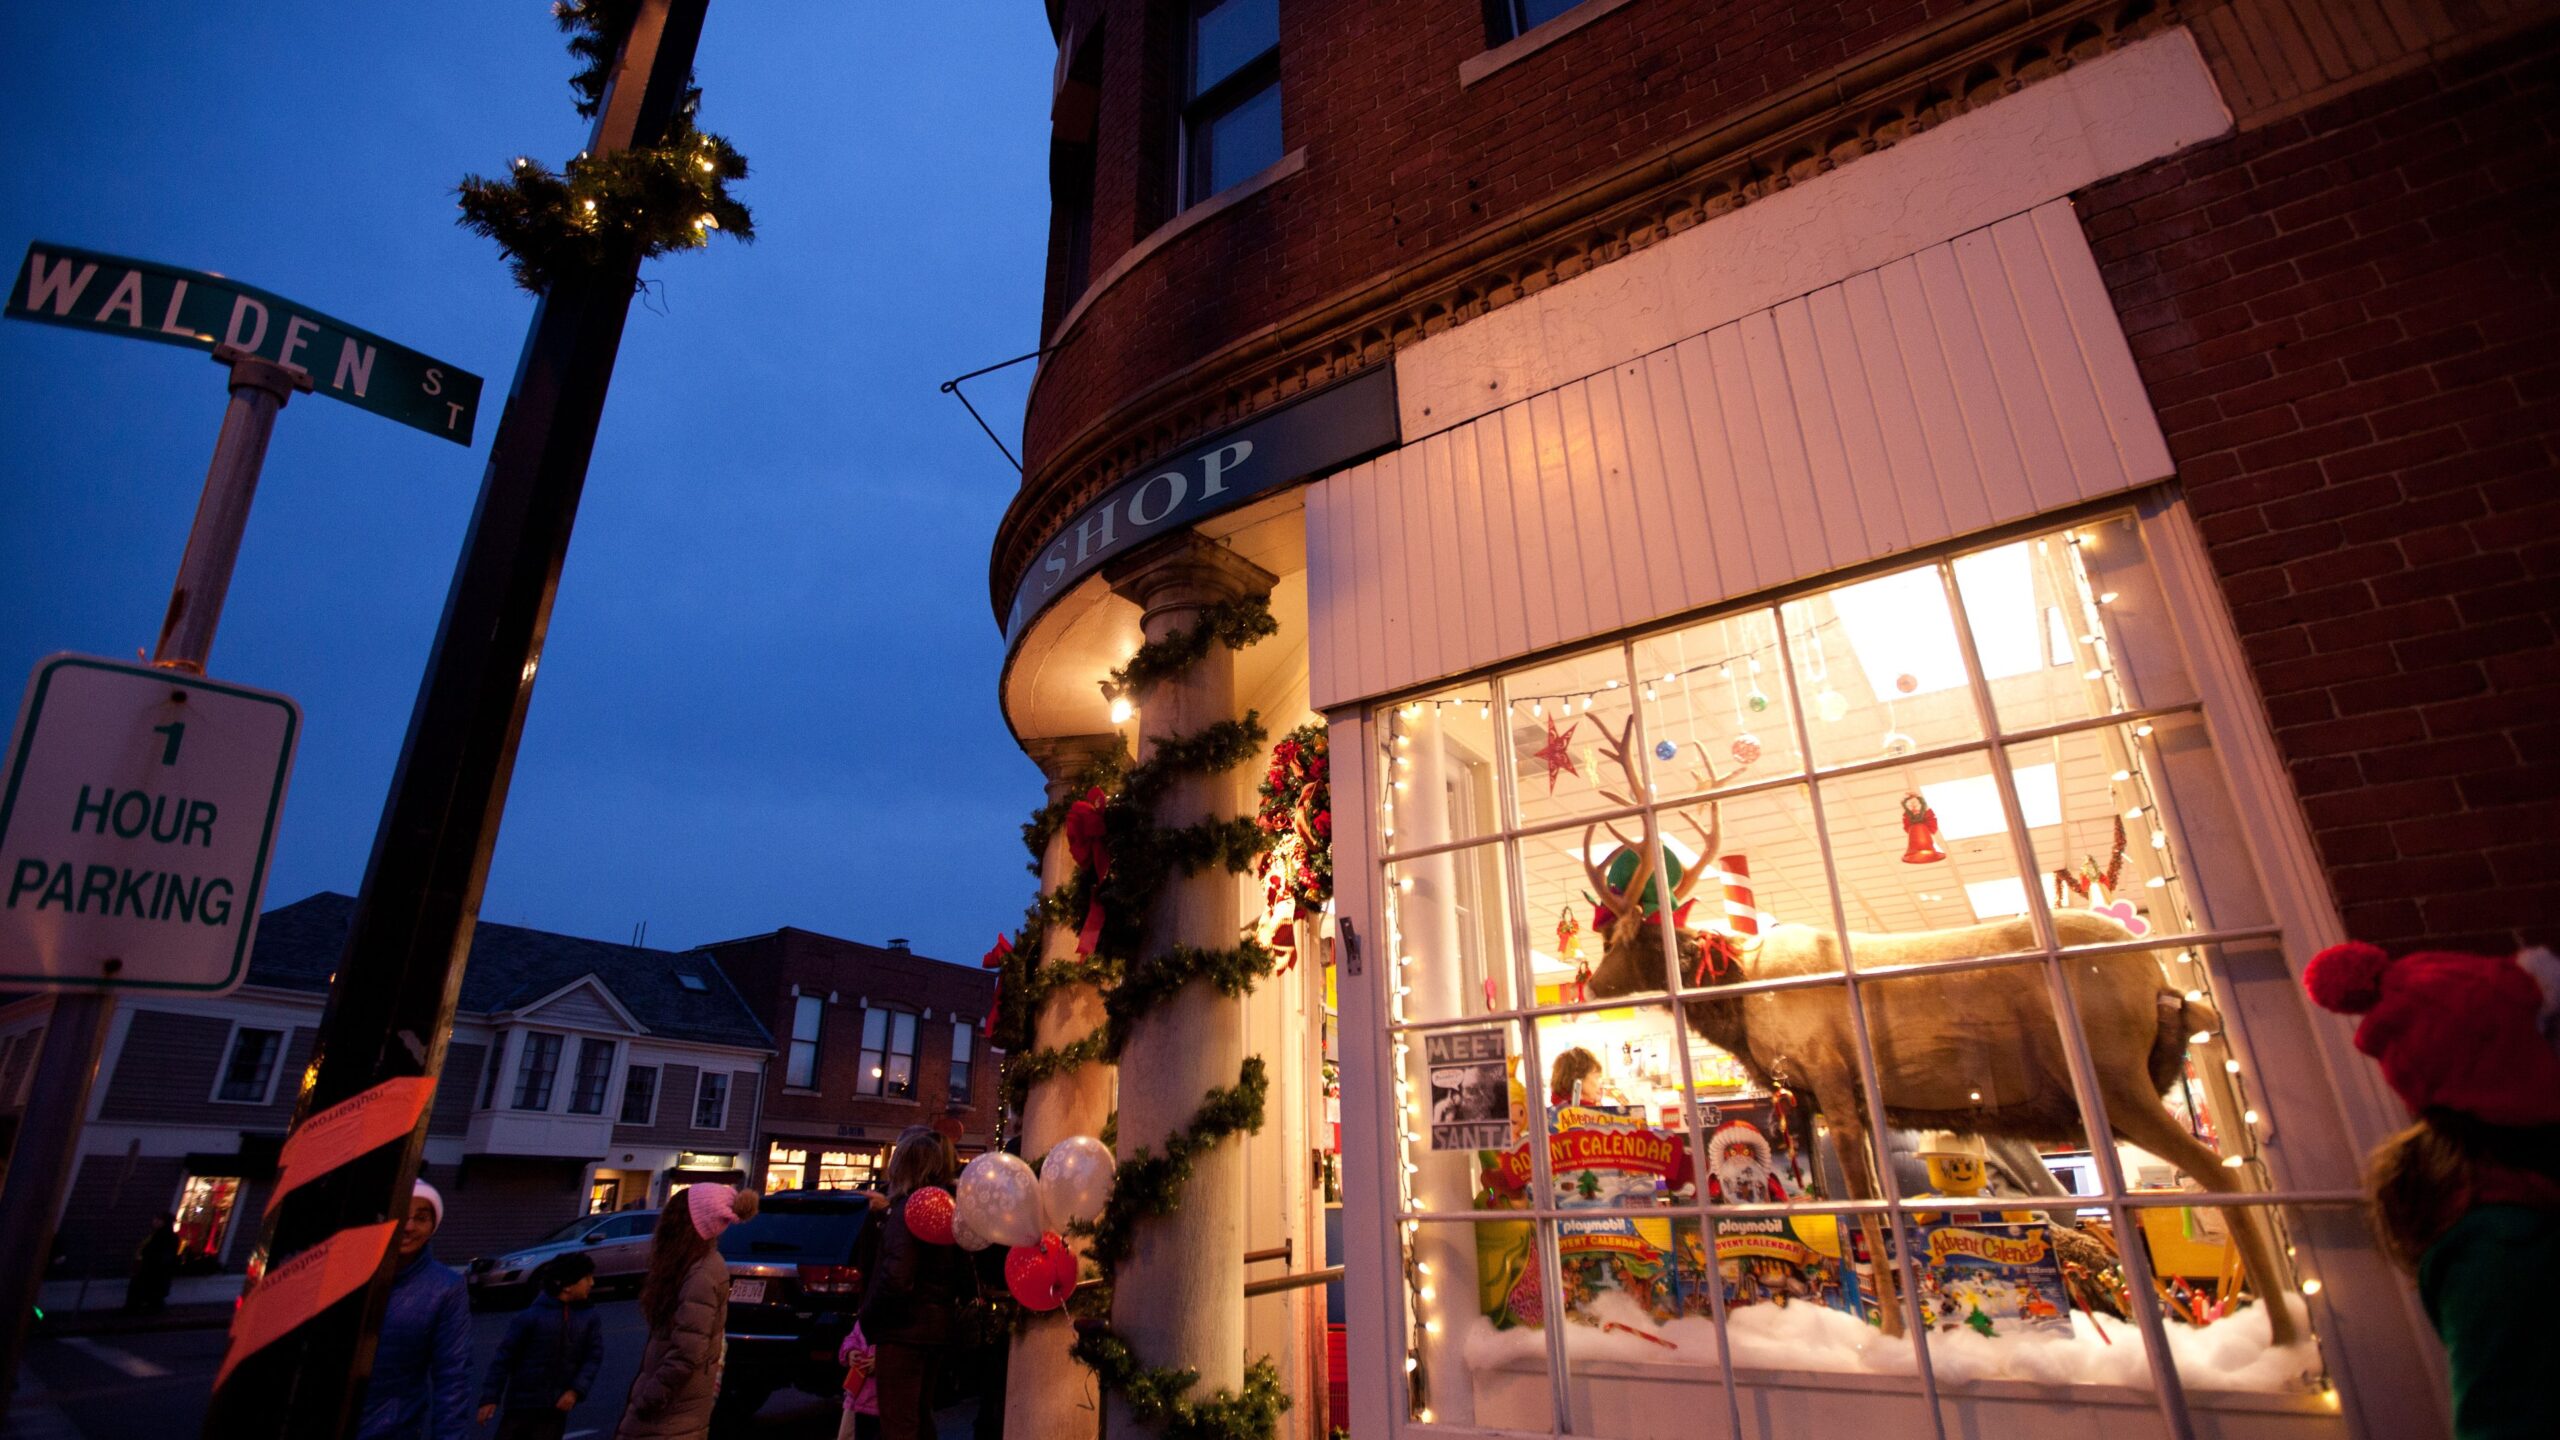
<box><xmin>2305</xmin><ymin>940</ymin><xmax>2560</xmax><ymax>1440</ymax></box>
<box><xmin>835</xmin><ymin>1321</ymin><xmax>880</xmax><ymax>1440</ymax></box>
<box><xmin>615</xmin><ymin>1184</ymin><xmax>759</xmax><ymax>1440</ymax></box>
<box><xmin>477</xmin><ymin>1252</ymin><xmax>606</xmax><ymax>1438</ymax></box>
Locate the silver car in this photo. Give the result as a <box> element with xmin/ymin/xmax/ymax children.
<box><xmin>466</xmin><ymin>1207</ymin><xmax>659</xmax><ymax>1307</ymax></box>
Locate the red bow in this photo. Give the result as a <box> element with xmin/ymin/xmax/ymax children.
<box><xmin>1065</xmin><ymin>788</ymin><xmax>1110</xmax><ymax>955</ymax></box>
<box><xmin>979</xmin><ymin>933</ymin><xmax>1012</xmax><ymax>1034</ymax></box>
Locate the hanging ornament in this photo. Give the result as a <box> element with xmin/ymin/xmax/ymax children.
<box><xmin>1654</xmin><ymin>739</ymin><xmax>1677</xmax><ymax>762</ymax></box>
<box><xmin>1900</xmin><ymin>793</ymin><xmax>1947</xmax><ymax>864</ymax></box>
<box><xmin>1731</xmin><ymin>733</ymin><xmax>1762</xmax><ymax>766</ymax></box>
<box><xmin>1895</xmin><ymin>673</ymin><xmax>1919</xmax><ymax>695</ymax></box>
<box><xmin>1555</xmin><ymin>905</ymin><xmax>1582</xmax><ymax>962</ymax></box>
<box><xmin>1533</xmin><ymin>714</ymin><xmax>1581</xmax><ymax>793</ymax></box>
<box><xmin>1816</xmin><ymin>689</ymin><xmax>1848</xmax><ymax>723</ymax></box>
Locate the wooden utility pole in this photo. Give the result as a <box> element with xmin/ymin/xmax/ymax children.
<box><xmin>201</xmin><ymin>4</ymin><xmax>712</xmax><ymax>1433</ymax></box>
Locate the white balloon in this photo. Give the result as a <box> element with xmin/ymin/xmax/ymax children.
<box><xmin>956</xmin><ymin>1151</ymin><xmax>1045</xmax><ymax>1249</ymax></box>
<box><xmin>1039</xmin><ymin>1135</ymin><xmax>1117</xmax><ymax>1229</ymax></box>
<box><xmin>951</xmin><ymin>1208</ymin><xmax>994</xmax><ymax>1253</ymax></box>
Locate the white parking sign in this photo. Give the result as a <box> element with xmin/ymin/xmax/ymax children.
<box><xmin>0</xmin><ymin>654</ymin><xmax>298</xmax><ymax>993</ymax></box>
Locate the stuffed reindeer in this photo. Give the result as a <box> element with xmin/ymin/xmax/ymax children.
<box><xmin>1571</xmin><ymin>717</ymin><xmax>2298</xmax><ymax>1343</ymax></box>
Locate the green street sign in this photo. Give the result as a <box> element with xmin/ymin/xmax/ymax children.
<box><xmin>6</xmin><ymin>240</ymin><xmax>484</xmax><ymax>445</ymax></box>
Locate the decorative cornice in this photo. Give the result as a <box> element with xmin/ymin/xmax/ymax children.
<box><xmin>990</xmin><ymin>0</ymin><xmax>2182</xmax><ymax>621</ymax></box>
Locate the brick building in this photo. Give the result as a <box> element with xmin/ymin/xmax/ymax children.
<box><xmin>699</xmin><ymin>928</ymin><xmax>1003</xmax><ymax>1192</ymax></box>
<box><xmin>986</xmin><ymin>2</ymin><xmax>2551</xmax><ymax>1437</ymax></box>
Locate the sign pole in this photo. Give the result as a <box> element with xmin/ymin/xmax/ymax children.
<box><xmin>203</xmin><ymin>3</ymin><xmax>711</xmax><ymax>1433</ymax></box>
<box><xmin>0</xmin><ymin>347</ymin><xmax>311</xmax><ymax>1423</ymax></box>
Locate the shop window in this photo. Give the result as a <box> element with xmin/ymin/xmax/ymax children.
<box><xmin>174</xmin><ymin>1173</ymin><xmax>240</xmax><ymax>1264</ymax></box>
<box><xmin>694</xmin><ymin>1071</ymin><xmax>730</xmax><ymax>1130</ymax></box>
<box><xmin>213</xmin><ymin>1026</ymin><xmax>283</xmax><ymax>1103</ymax></box>
<box><xmin>567</xmin><ymin>1037</ymin><xmax>616</xmax><ymax>1115</ymax></box>
<box><xmin>1179</xmin><ymin>0</ymin><xmax>1281</xmax><ymax>208</ymax></box>
<box><xmin>949</xmin><ymin>1020</ymin><xmax>974</xmax><ymax>1099</ymax></box>
<box><xmin>767</xmin><ymin>1143</ymin><xmax>809</xmax><ymax>1194</ymax></box>
<box><xmin>619</xmin><ymin>1064</ymin><xmax>659</xmax><ymax>1126</ymax></box>
<box><xmin>786</xmin><ymin>994</ymin><xmax>824</xmax><ymax>1090</ymax></box>
<box><xmin>1365</xmin><ymin>517</ymin><xmax>2354</xmax><ymax>1434</ymax></box>
<box><xmin>1485</xmin><ymin>0</ymin><xmax>1590</xmax><ymax>45</ymax></box>
<box><xmin>511</xmin><ymin>1032</ymin><xmax>564</xmax><ymax>1111</ymax></box>
<box><xmin>857</xmin><ymin>1008</ymin><xmax>918</xmax><ymax>1099</ymax></box>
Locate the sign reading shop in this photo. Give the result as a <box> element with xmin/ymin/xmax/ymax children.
<box><xmin>1001</xmin><ymin>367</ymin><xmax>1398</xmax><ymax>650</ymax></box>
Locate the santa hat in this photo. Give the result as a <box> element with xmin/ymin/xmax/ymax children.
<box><xmin>2303</xmin><ymin>941</ymin><xmax>2560</xmax><ymax>1129</ymax></box>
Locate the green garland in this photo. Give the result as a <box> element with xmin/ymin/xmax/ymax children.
<box><xmin>1103</xmin><ymin>595</ymin><xmax>1280</xmax><ymax>703</ymax></box>
<box><xmin>457</xmin><ymin>2</ymin><xmax>753</xmax><ymax>294</ymax></box>
<box><xmin>990</xmin><ymin>589</ymin><xmax>1294</xmax><ymax>1439</ymax></box>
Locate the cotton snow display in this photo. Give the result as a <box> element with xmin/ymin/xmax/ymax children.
<box><xmin>1461</xmin><ymin>1290</ymin><xmax>2323</xmax><ymax>1393</ymax></box>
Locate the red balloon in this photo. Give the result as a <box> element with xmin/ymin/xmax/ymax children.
<box><xmin>1004</xmin><ymin>1232</ymin><xmax>1077</xmax><ymax>1311</ymax></box>
<box><xmin>905</xmin><ymin>1186</ymin><xmax>957</xmax><ymax>1246</ymax></box>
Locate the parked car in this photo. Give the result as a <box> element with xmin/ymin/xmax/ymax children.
<box><xmin>466</xmin><ymin>1207</ymin><xmax>659</xmax><ymax>1308</ymax></box>
<box><xmin>714</xmin><ymin>1188</ymin><xmax>881</xmax><ymax>1423</ymax></box>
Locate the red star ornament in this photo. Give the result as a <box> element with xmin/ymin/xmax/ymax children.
<box><xmin>1534</xmin><ymin>715</ymin><xmax>1581</xmax><ymax>793</ymax></box>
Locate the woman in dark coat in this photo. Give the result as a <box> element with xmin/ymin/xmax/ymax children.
<box><xmin>858</xmin><ymin>1130</ymin><xmax>972</xmax><ymax>1440</ymax></box>
<box><xmin>614</xmin><ymin>1184</ymin><xmax>759</xmax><ymax>1440</ymax></box>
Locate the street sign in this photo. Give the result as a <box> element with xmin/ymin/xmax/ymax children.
<box><xmin>0</xmin><ymin>655</ymin><xmax>299</xmax><ymax>994</ymax></box>
<box><xmin>6</xmin><ymin>240</ymin><xmax>485</xmax><ymax>445</ymax></box>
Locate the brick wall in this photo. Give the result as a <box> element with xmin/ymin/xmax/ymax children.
<box><xmin>2077</xmin><ymin>25</ymin><xmax>2559</xmax><ymax>952</ymax></box>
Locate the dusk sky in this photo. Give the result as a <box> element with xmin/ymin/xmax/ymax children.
<box><xmin>1</xmin><ymin>5</ymin><xmax>1056</xmax><ymax>968</ymax></box>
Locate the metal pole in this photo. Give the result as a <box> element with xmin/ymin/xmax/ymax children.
<box><xmin>202</xmin><ymin>4</ymin><xmax>710</xmax><ymax>1434</ymax></box>
<box><xmin>0</xmin><ymin>345</ymin><xmax>308</xmax><ymax>1425</ymax></box>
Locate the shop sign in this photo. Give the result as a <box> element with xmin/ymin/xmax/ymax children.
<box><xmin>7</xmin><ymin>241</ymin><xmax>485</xmax><ymax>445</ymax></box>
<box><xmin>1000</xmin><ymin>365</ymin><xmax>1399</xmax><ymax>650</ymax></box>
<box><xmin>0</xmin><ymin>655</ymin><xmax>299</xmax><ymax>994</ymax></box>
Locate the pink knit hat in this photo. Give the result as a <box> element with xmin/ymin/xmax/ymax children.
<box><xmin>684</xmin><ymin>1183</ymin><xmax>755</xmax><ymax>1240</ymax></box>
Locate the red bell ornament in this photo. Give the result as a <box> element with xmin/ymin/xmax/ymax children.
<box><xmin>1900</xmin><ymin>793</ymin><xmax>1946</xmax><ymax>865</ymax></box>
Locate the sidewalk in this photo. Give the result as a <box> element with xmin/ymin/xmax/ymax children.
<box><xmin>33</xmin><ymin>1274</ymin><xmax>242</xmax><ymax>1335</ymax></box>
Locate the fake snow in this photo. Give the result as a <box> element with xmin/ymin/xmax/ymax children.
<box><xmin>1462</xmin><ymin>1290</ymin><xmax>2324</xmax><ymax>1393</ymax></box>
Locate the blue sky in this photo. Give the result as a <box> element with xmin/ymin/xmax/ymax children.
<box><xmin>1</xmin><ymin>5</ymin><xmax>1054</xmax><ymax>966</ymax></box>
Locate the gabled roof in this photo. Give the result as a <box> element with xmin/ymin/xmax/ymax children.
<box><xmin>247</xmin><ymin>893</ymin><xmax>773</xmax><ymax>1053</ymax></box>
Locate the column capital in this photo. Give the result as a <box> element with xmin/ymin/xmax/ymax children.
<box><xmin>1103</xmin><ymin>533</ymin><xmax>1276</xmax><ymax>625</ymax></box>
<box><xmin>1021</xmin><ymin>733</ymin><xmax>1124</xmax><ymax>804</ymax></box>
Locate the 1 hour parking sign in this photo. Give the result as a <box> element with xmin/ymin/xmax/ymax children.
<box><xmin>0</xmin><ymin>655</ymin><xmax>298</xmax><ymax>993</ymax></box>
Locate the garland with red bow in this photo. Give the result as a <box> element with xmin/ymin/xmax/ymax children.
<box><xmin>2051</xmin><ymin>815</ymin><xmax>2131</xmax><ymax>908</ymax></box>
<box><xmin>1254</xmin><ymin>724</ymin><xmax>1333</xmax><ymax>925</ymax></box>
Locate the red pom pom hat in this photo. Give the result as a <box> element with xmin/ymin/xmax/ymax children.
<box><xmin>2303</xmin><ymin>940</ymin><xmax>2560</xmax><ymax>1129</ymax></box>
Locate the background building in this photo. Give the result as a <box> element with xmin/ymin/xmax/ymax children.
<box><xmin>701</xmin><ymin>927</ymin><xmax>1003</xmax><ymax>1191</ymax></box>
<box><xmin>990</xmin><ymin>2</ymin><xmax>2552</xmax><ymax>1438</ymax></box>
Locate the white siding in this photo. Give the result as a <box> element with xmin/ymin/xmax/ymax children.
<box><xmin>1307</xmin><ymin>202</ymin><xmax>2172</xmax><ymax>710</ymax></box>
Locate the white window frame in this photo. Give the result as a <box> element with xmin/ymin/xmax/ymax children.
<box><xmin>618</xmin><ymin>1062</ymin><xmax>661</xmax><ymax>1128</ymax></box>
<box><xmin>691</xmin><ymin>1069</ymin><xmax>730</xmax><ymax>1131</ymax></box>
<box><xmin>510</xmin><ymin>1030</ymin><xmax>565</xmax><ymax>1113</ymax></box>
<box><xmin>566</xmin><ymin>1036</ymin><xmax>618</xmax><ymax>1116</ymax></box>
<box><xmin>855</xmin><ymin>1006</ymin><xmax>920</xmax><ymax>1100</ymax></box>
<box><xmin>207</xmin><ymin>1021</ymin><xmax>287</xmax><ymax>1106</ymax></box>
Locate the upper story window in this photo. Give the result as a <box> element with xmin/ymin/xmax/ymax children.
<box><xmin>511</xmin><ymin>1032</ymin><xmax>564</xmax><ymax>1111</ymax></box>
<box><xmin>857</xmin><ymin>1007</ymin><xmax>919</xmax><ymax>1100</ymax></box>
<box><xmin>479</xmin><ymin>1033</ymin><xmax>509</xmax><ymax>1108</ymax></box>
<box><xmin>213</xmin><ymin>1026</ymin><xmax>283</xmax><ymax>1103</ymax></box>
<box><xmin>1485</xmin><ymin>0</ymin><xmax>1590</xmax><ymax>44</ymax></box>
<box><xmin>619</xmin><ymin>1064</ymin><xmax>659</xmax><ymax>1125</ymax></box>
<box><xmin>948</xmin><ymin>1021</ymin><xmax>974</xmax><ymax>1099</ymax></box>
<box><xmin>786</xmin><ymin>994</ymin><xmax>824</xmax><ymax>1090</ymax></box>
<box><xmin>1181</xmin><ymin>0</ymin><xmax>1281</xmax><ymax>208</ymax></box>
<box><xmin>567</xmin><ymin>1037</ymin><xmax>616</xmax><ymax>1115</ymax></box>
<box><xmin>693</xmin><ymin>1070</ymin><xmax>730</xmax><ymax>1129</ymax></box>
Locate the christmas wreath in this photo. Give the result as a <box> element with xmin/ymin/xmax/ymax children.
<box><xmin>1254</xmin><ymin>724</ymin><xmax>1332</xmax><ymax>919</ymax></box>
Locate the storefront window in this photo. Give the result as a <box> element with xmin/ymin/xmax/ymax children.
<box><xmin>766</xmin><ymin>1141</ymin><xmax>884</xmax><ymax>1194</ymax></box>
<box><xmin>175</xmin><ymin>1173</ymin><xmax>239</xmax><ymax>1264</ymax></box>
<box><xmin>1370</xmin><ymin>517</ymin><xmax>2349</xmax><ymax>1436</ymax></box>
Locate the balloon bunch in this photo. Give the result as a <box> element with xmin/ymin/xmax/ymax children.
<box><xmin>907</xmin><ymin>1136</ymin><xmax>1118</xmax><ymax>1312</ymax></box>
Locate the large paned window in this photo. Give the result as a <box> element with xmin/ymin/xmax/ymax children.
<box><xmin>694</xmin><ymin>1070</ymin><xmax>730</xmax><ymax>1130</ymax></box>
<box><xmin>568</xmin><ymin>1038</ymin><xmax>616</xmax><ymax>1115</ymax></box>
<box><xmin>1368</xmin><ymin>516</ymin><xmax>2357</xmax><ymax>1436</ymax></box>
<box><xmin>213</xmin><ymin>1027</ymin><xmax>283</xmax><ymax>1103</ymax></box>
<box><xmin>619</xmin><ymin>1064</ymin><xmax>659</xmax><ymax>1126</ymax></box>
<box><xmin>1179</xmin><ymin>0</ymin><xmax>1280</xmax><ymax>208</ymax></box>
<box><xmin>512</xmin><ymin>1032</ymin><xmax>564</xmax><ymax>1111</ymax></box>
<box><xmin>786</xmin><ymin>994</ymin><xmax>824</xmax><ymax>1090</ymax></box>
<box><xmin>857</xmin><ymin>1008</ymin><xmax>918</xmax><ymax>1099</ymax></box>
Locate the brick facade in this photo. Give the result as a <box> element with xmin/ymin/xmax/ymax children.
<box><xmin>2076</xmin><ymin>23</ymin><xmax>2560</xmax><ymax>952</ymax></box>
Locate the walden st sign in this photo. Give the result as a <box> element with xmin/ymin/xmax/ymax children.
<box><xmin>7</xmin><ymin>241</ymin><xmax>485</xmax><ymax>445</ymax></box>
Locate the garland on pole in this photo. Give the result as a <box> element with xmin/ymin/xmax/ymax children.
<box><xmin>456</xmin><ymin>1</ymin><xmax>754</xmax><ymax>294</ymax></box>
<box><xmin>989</xmin><ymin>590</ymin><xmax>1295</xmax><ymax>1439</ymax></box>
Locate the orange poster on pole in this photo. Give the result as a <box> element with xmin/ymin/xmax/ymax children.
<box><xmin>213</xmin><ymin>1221</ymin><xmax>396</xmax><ymax>1391</ymax></box>
<box><xmin>263</xmin><ymin>1077</ymin><xmax>435</xmax><ymax>1216</ymax></box>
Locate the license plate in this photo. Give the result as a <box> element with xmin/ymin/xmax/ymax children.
<box><xmin>729</xmin><ymin>1278</ymin><xmax>767</xmax><ymax>1305</ymax></box>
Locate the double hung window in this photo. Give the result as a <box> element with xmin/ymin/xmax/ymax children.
<box><xmin>1180</xmin><ymin>0</ymin><xmax>1281</xmax><ymax>207</ymax></box>
<box><xmin>857</xmin><ymin>1008</ymin><xmax>918</xmax><ymax>1099</ymax></box>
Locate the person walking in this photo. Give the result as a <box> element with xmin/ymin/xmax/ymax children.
<box><xmin>614</xmin><ymin>1183</ymin><xmax>759</xmax><ymax>1440</ymax></box>
<box><xmin>477</xmin><ymin>1252</ymin><xmax>605</xmax><ymax>1438</ymax></box>
<box><xmin>355</xmin><ymin>1179</ymin><xmax>473</xmax><ymax>1440</ymax></box>
<box><xmin>125</xmin><ymin>1212</ymin><xmax>178</xmax><ymax>1313</ymax></box>
<box><xmin>858</xmin><ymin>1130</ymin><xmax>972</xmax><ymax>1440</ymax></box>
<box><xmin>2305</xmin><ymin>940</ymin><xmax>2560</xmax><ymax>1440</ymax></box>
